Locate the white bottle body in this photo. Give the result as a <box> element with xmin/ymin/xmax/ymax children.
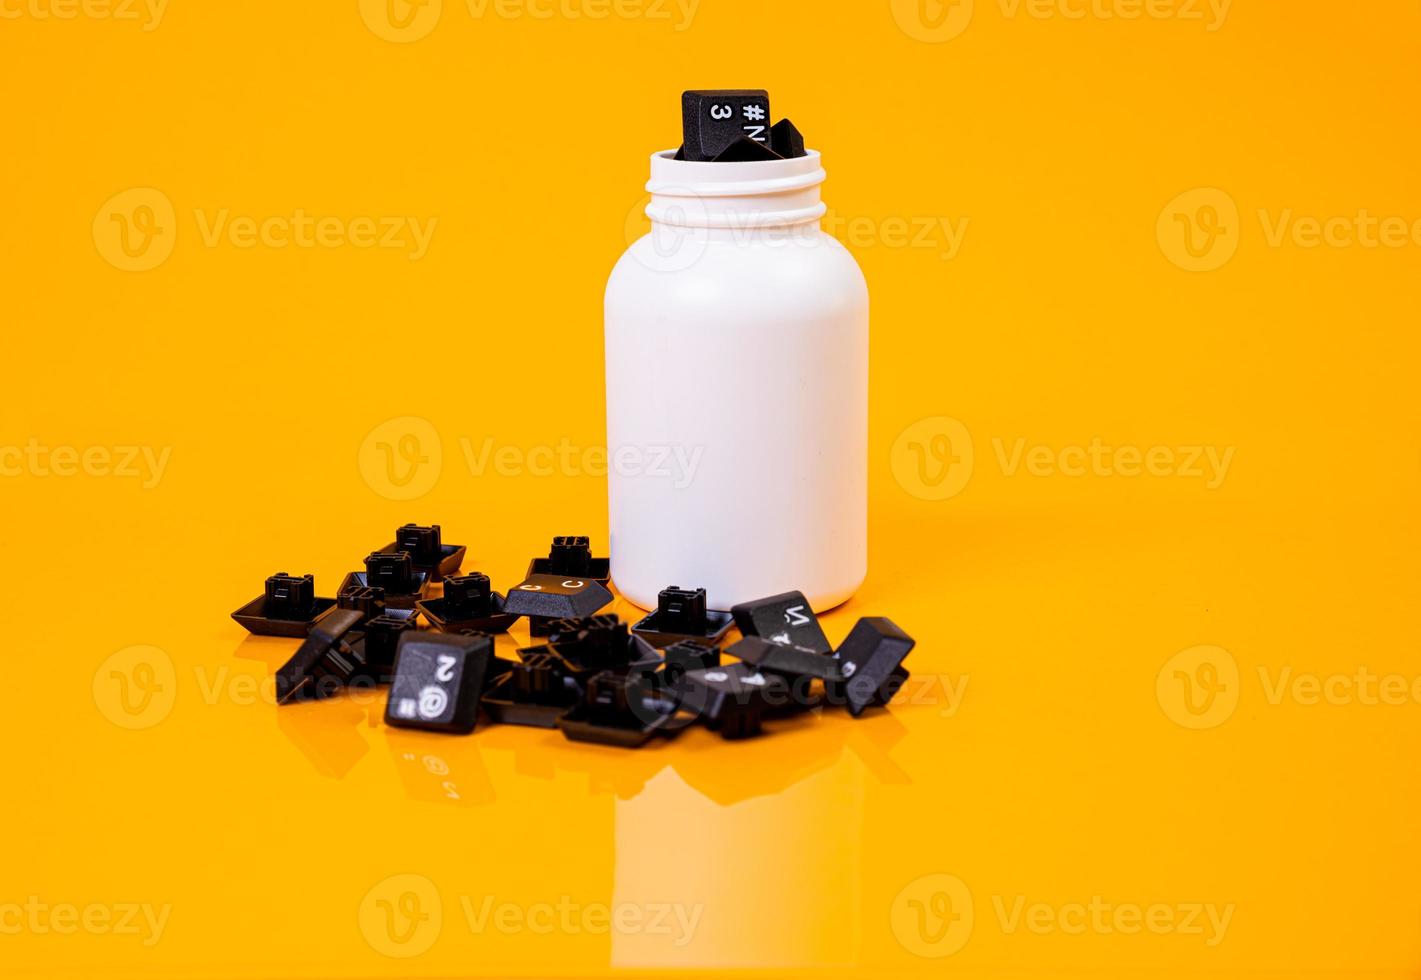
<box><xmin>605</xmin><ymin>150</ymin><xmax>868</xmax><ymax>612</ymax></box>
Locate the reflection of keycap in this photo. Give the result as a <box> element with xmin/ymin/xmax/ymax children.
<box><xmin>831</xmin><ymin>618</ymin><xmax>916</xmax><ymax>717</ymax></box>
<box><xmin>501</xmin><ymin>574</ymin><xmax>614</xmax><ymax>622</ymax></box>
<box><xmin>384</xmin><ymin>633</ymin><xmax>493</xmax><ymax>735</ymax></box>
<box><xmin>682</xmin><ymin>89</ymin><xmax>772</xmax><ymax>162</ymax></box>
<box><xmin>730</xmin><ymin>590</ymin><xmax>831</xmax><ymax>654</ymax></box>
<box><xmin>676</xmin><ymin>662</ymin><xmax>791</xmax><ymax>739</ymax></box>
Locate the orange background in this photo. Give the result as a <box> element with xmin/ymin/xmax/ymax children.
<box><xmin>3</xmin><ymin>0</ymin><xmax>1420</xmax><ymax>976</ymax></box>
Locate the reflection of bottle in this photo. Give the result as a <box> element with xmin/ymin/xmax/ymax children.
<box><xmin>611</xmin><ymin>761</ymin><xmax>865</xmax><ymax>968</ymax></box>
<box><xmin>605</xmin><ymin>150</ymin><xmax>869</xmax><ymax>613</ymax></box>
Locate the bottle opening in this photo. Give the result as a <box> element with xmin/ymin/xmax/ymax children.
<box><xmin>646</xmin><ymin>149</ymin><xmax>828</xmax><ymax>229</ymax></box>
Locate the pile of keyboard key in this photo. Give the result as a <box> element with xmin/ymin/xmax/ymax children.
<box><xmin>232</xmin><ymin>525</ymin><xmax>915</xmax><ymax>746</ymax></box>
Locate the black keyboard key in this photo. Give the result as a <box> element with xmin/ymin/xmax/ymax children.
<box><xmin>681</xmin><ymin>89</ymin><xmax>772</xmax><ymax>162</ymax></box>
<box><xmin>831</xmin><ymin>618</ymin><xmax>916</xmax><ymax>717</ymax></box>
<box><xmin>232</xmin><ymin>573</ymin><xmax>337</xmax><ymax>637</ymax></box>
<box><xmin>730</xmin><ymin>590</ymin><xmax>831</xmax><ymax>654</ymax></box>
<box><xmin>384</xmin><ymin>632</ymin><xmax>494</xmax><ymax>735</ymax></box>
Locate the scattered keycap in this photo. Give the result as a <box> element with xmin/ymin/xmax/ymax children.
<box><xmin>276</xmin><ymin>609</ymin><xmax>372</xmax><ymax>704</ymax></box>
<box><xmin>557</xmin><ymin>671</ymin><xmax>681</xmax><ymax>748</ymax></box>
<box><xmin>483</xmin><ymin>650</ymin><xmax>582</xmax><ymax>728</ymax></box>
<box><xmin>416</xmin><ymin>573</ymin><xmax>518</xmax><ymax>633</ymax></box>
<box><xmin>631</xmin><ymin>586</ymin><xmax>734</xmax><ymax>648</ymax></box>
<box><xmin>829</xmin><ymin>617</ymin><xmax>916</xmax><ymax>717</ymax></box>
<box><xmin>544</xmin><ymin>614</ymin><xmax>661</xmax><ymax>678</ymax></box>
<box><xmin>729</xmin><ymin>635</ymin><xmax>843</xmax><ymax>683</ymax></box>
<box><xmin>377</xmin><ymin>523</ymin><xmax>466</xmax><ymax>580</ymax></box>
<box><xmin>503</xmin><ymin>573</ymin><xmax>614</xmax><ymax>635</ymax></box>
<box><xmin>730</xmin><ymin>590</ymin><xmax>832</xmax><ymax>654</ymax></box>
<box><xmin>356</xmin><ymin>614</ymin><xmax>417</xmax><ymax>678</ymax></box>
<box><xmin>237</xmin><ymin>529</ymin><xmax>919</xmax><ymax>748</ymax></box>
<box><xmin>341</xmin><ymin>552</ymin><xmax>430</xmax><ymax>609</ymax></box>
<box><xmin>526</xmin><ymin>535</ymin><xmax>610</xmax><ymax>583</ymax></box>
<box><xmin>660</xmin><ymin>638</ymin><xmax>721</xmax><ymax>686</ymax></box>
<box><xmin>232</xmin><ymin>573</ymin><xmax>337</xmax><ymax>637</ymax></box>
<box><xmin>384</xmin><ymin>632</ymin><xmax>494</xmax><ymax>735</ymax></box>
<box><xmin>674</xmin><ymin>662</ymin><xmax>791</xmax><ymax>739</ymax></box>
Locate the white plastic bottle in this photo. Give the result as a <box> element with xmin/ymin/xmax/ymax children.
<box><xmin>605</xmin><ymin>148</ymin><xmax>868</xmax><ymax>613</ymax></box>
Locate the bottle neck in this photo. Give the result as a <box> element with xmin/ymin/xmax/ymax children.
<box><xmin>645</xmin><ymin>149</ymin><xmax>828</xmax><ymax>230</ymax></box>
